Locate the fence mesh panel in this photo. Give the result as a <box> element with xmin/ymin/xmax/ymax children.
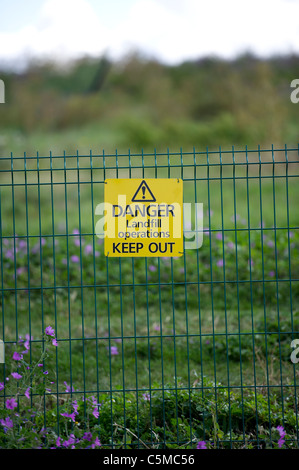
<box><xmin>0</xmin><ymin>146</ymin><xmax>298</xmax><ymax>448</ymax></box>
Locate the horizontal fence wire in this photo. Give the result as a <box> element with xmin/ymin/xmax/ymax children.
<box><xmin>0</xmin><ymin>145</ymin><xmax>298</xmax><ymax>449</ymax></box>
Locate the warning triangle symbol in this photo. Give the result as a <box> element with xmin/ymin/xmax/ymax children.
<box><xmin>131</xmin><ymin>180</ymin><xmax>156</xmax><ymax>202</ymax></box>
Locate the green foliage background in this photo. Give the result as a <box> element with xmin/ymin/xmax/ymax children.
<box><xmin>0</xmin><ymin>53</ymin><xmax>298</xmax><ymax>155</ymax></box>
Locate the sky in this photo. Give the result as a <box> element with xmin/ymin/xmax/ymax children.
<box><xmin>0</xmin><ymin>0</ymin><xmax>299</xmax><ymax>69</ymax></box>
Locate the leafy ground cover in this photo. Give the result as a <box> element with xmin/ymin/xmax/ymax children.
<box><xmin>0</xmin><ymin>330</ymin><xmax>297</xmax><ymax>449</ymax></box>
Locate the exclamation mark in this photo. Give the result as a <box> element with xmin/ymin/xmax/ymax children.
<box><xmin>142</xmin><ymin>185</ymin><xmax>146</xmax><ymax>199</ymax></box>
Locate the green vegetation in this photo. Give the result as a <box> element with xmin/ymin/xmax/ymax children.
<box><xmin>0</xmin><ymin>332</ymin><xmax>298</xmax><ymax>449</ymax></box>
<box><xmin>0</xmin><ymin>53</ymin><xmax>298</xmax><ymax>155</ymax></box>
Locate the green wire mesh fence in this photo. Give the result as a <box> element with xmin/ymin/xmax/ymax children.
<box><xmin>0</xmin><ymin>145</ymin><xmax>298</xmax><ymax>449</ymax></box>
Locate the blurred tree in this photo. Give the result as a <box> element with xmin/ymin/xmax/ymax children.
<box><xmin>0</xmin><ymin>53</ymin><xmax>298</xmax><ymax>151</ymax></box>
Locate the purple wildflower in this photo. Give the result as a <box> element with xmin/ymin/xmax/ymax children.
<box><xmin>69</xmin><ymin>433</ymin><xmax>77</xmax><ymax>444</ymax></box>
<box><xmin>92</xmin><ymin>437</ymin><xmax>101</xmax><ymax>448</ymax></box>
<box><xmin>269</xmin><ymin>271</ymin><xmax>275</xmax><ymax>277</ymax></box>
<box><xmin>0</xmin><ymin>382</ymin><xmax>4</xmax><ymax>391</ymax></box>
<box><xmin>92</xmin><ymin>408</ymin><xmax>99</xmax><ymax>419</ymax></box>
<box><xmin>63</xmin><ymin>433</ymin><xmax>77</xmax><ymax>448</ymax></box>
<box><xmin>18</xmin><ymin>240</ymin><xmax>27</xmax><ymax>250</ymax></box>
<box><xmin>278</xmin><ymin>438</ymin><xmax>284</xmax><ymax>449</ymax></box>
<box><xmin>149</xmin><ymin>265</ymin><xmax>157</xmax><ymax>272</ymax></box>
<box><xmin>45</xmin><ymin>326</ymin><xmax>55</xmax><ymax>337</ymax></box>
<box><xmin>107</xmin><ymin>346</ymin><xmax>119</xmax><ymax>356</ymax></box>
<box><xmin>277</xmin><ymin>425</ymin><xmax>285</xmax><ymax>435</ymax></box>
<box><xmin>16</xmin><ymin>267</ymin><xmax>26</xmax><ymax>276</ymax></box>
<box><xmin>6</xmin><ymin>398</ymin><xmax>18</xmax><ymax>410</ymax></box>
<box><xmin>61</xmin><ymin>412</ymin><xmax>76</xmax><ymax>422</ymax></box>
<box><xmin>197</xmin><ymin>440</ymin><xmax>207</xmax><ymax>449</ymax></box>
<box><xmin>85</xmin><ymin>244</ymin><xmax>93</xmax><ymax>255</ymax></box>
<box><xmin>0</xmin><ymin>417</ymin><xmax>13</xmax><ymax>429</ymax></box>
<box><xmin>277</xmin><ymin>426</ymin><xmax>286</xmax><ymax>448</ymax></box>
<box><xmin>25</xmin><ymin>334</ymin><xmax>32</xmax><ymax>344</ymax></box>
<box><xmin>52</xmin><ymin>338</ymin><xmax>58</xmax><ymax>347</ymax></box>
<box><xmin>216</xmin><ymin>232</ymin><xmax>223</xmax><ymax>240</ymax></box>
<box><xmin>83</xmin><ymin>432</ymin><xmax>92</xmax><ymax>441</ymax></box>
<box><xmin>89</xmin><ymin>396</ymin><xmax>98</xmax><ymax>406</ymax></box>
<box><xmin>143</xmin><ymin>393</ymin><xmax>150</xmax><ymax>401</ymax></box>
<box><xmin>31</xmin><ymin>243</ymin><xmax>40</xmax><ymax>254</ymax></box>
<box><xmin>12</xmin><ymin>351</ymin><xmax>23</xmax><ymax>361</ymax></box>
<box><xmin>5</xmin><ymin>250</ymin><xmax>14</xmax><ymax>261</ymax></box>
<box><xmin>72</xmin><ymin>400</ymin><xmax>78</xmax><ymax>414</ymax></box>
<box><xmin>25</xmin><ymin>387</ymin><xmax>30</xmax><ymax>399</ymax></box>
<box><xmin>11</xmin><ymin>372</ymin><xmax>22</xmax><ymax>380</ymax></box>
<box><xmin>71</xmin><ymin>255</ymin><xmax>80</xmax><ymax>263</ymax></box>
<box><xmin>217</xmin><ymin>259</ymin><xmax>223</xmax><ymax>267</ymax></box>
<box><xmin>64</xmin><ymin>381</ymin><xmax>75</xmax><ymax>393</ymax></box>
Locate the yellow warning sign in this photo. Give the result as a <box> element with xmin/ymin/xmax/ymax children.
<box><xmin>104</xmin><ymin>178</ymin><xmax>183</xmax><ymax>257</ymax></box>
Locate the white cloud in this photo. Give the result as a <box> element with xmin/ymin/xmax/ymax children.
<box><xmin>0</xmin><ymin>0</ymin><xmax>109</xmax><ymax>68</ymax></box>
<box><xmin>0</xmin><ymin>0</ymin><xmax>299</xmax><ymax>70</ymax></box>
<box><xmin>105</xmin><ymin>0</ymin><xmax>184</xmax><ymax>61</ymax></box>
<box><xmin>135</xmin><ymin>0</ymin><xmax>299</xmax><ymax>61</ymax></box>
